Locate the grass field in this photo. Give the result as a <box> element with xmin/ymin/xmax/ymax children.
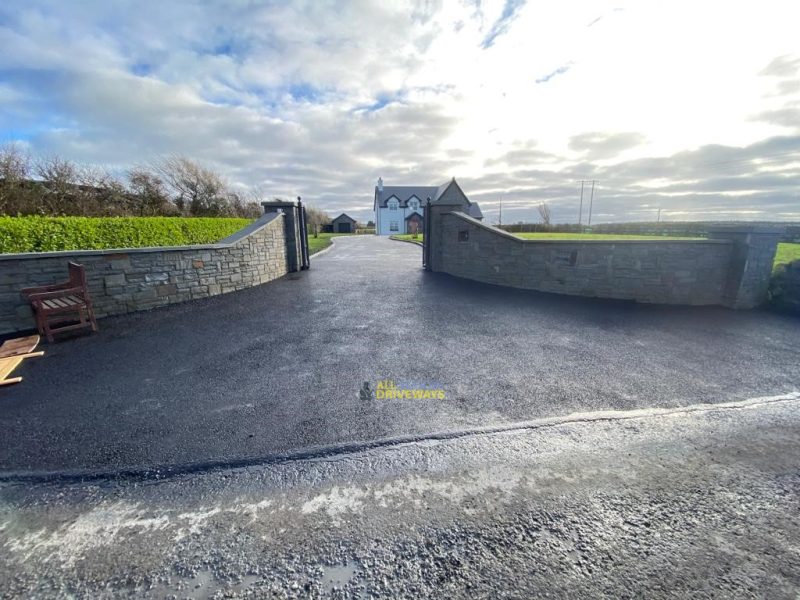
<box><xmin>514</xmin><ymin>232</ymin><xmax>703</xmax><ymax>241</ymax></box>
<box><xmin>307</xmin><ymin>232</ymin><xmax>352</xmax><ymax>254</ymax></box>
<box><xmin>391</xmin><ymin>232</ymin><xmax>701</xmax><ymax>243</ymax></box>
<box><xmin>774</xmin><ymin>243</ymin><xmax>800</xmax><ymax>271</ymax></box>
<box><xmin>390</xmin><ymin>233</ymin><xmax>800</xmax><ymax>271</ymax></box>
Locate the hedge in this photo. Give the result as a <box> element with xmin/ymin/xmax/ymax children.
<box><xmin>0</xmin><ymin>216</ymin><xmax>254</xmax><ymax>253</ymax></box>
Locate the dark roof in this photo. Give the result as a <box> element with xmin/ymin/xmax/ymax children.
<box><xmin>374</xmin><ymin>186</ymin><xmax>437</xmax><ymax>209</ymax></box>
<box><xmin>373</xmin><ymin>178</ymin><xmax>482</xmax><ymax>218</ymax></box>
<box><xmin>404</xmin><ymin>212</ymin><xmax>423</xmax><ymax>221</ymax></box>
<box><xmin>331</xmin><ymin>213</ymin><xmax>356</xmax><ymax>223</ymax></box>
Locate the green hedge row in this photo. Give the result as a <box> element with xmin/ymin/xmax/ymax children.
<box><xmin>0</xmin><ymin>216</ymin><xmax>254</xmax><ymax>253</ymax></box>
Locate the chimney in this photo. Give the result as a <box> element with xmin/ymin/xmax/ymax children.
<box><xmin>377</xmin><ymin>177</ymin><xmax>383</xmax><ymax>192</ymax></box>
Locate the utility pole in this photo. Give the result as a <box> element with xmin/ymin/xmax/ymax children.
<box><xmin>587</xmin><ymin>180</ymin><xmax>596</xmax><ymax>226</ymax></box>
<box><xmin>498</xmin><ymin>199</ymin><xmax>503</xmax><ymax>226</ymax></box>
<box><xmin>657</xmin><ymin>207</ymin><xmax>661</xmax><ymax>223</ymax></box>
<box><xmin>578</xmin><ymin>181</ymin><xmax>584</xmax><ymax>226</ymax></box>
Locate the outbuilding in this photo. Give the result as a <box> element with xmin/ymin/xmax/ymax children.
<box><xmin>331</xmin><ymin>213</ymin><xmax>357</xmax><ymax>233</ymax></box>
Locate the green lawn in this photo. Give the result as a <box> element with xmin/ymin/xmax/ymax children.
<box><xmin>390</xmin><ymin>232</ymin><xmax>700</xmax><ymax>244</ymax></box>
<box><xmin>774</xmin><ymin>243</ymin><xmax>800</xmax><ymax>271</ymax></box>
<box><xmin>390</xmin><ymin>234</ymin><xmax>424</xmax><ymax>244</ymax></box>
<box><xmin>307</xmin><ymin>232</ymin><xmax>352</xmax><ymax>254</ymax></box>
<box><xmin>389</xmin><ymin>232</ymin><xmax>800</xmax><ymax>271</ymax></box>
<box><xmin>514</xmin><ymin>232</ymin><xmax>704</xmax><ymax>241</ymax></box>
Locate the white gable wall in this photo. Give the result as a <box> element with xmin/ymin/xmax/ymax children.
<box><xmin>376</xmin><ymin>197</ymin><xmax>423</xmax><ymax>235</ymax></box>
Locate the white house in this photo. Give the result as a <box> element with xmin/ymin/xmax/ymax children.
<box><xmin>373</xmin><ymin>177</ymin><xmax>483</xmax><ymax>236</ymax></box>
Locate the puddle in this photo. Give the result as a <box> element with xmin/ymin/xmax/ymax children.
<box><xmin>126</xmin><ymin>571</ymin><xmax>261</xmax><ymax>599</ymax></box>
<box><xmin>320</xmin><ymin>560</ymin><xmax>359</xmax><ymax>594</ymax></box>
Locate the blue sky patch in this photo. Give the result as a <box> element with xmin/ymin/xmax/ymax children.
<box><xmin>482</xmin><ymin>0</ymin><xmax>526</xmax><ymax>49</ymax></box>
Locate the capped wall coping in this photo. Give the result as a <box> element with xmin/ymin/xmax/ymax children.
<box><xmin>0</xmin><ymin>212</ymin><xmax>283</xmax><ymax>261</ymax></box>
<box><xmin>446</xmin><ymin>211</ymin><xmax>732</xmax><ymax>245</ymax></box>
<box><xmin>261</xmin><ymin>200</ymin><xmax>298</xmax><ymax>210</ymax></box>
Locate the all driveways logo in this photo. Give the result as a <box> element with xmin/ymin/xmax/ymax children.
<box><xmin>360</xmin><ymin>380</ymin><xmax>446</xmax><ymax>400</ymax></box>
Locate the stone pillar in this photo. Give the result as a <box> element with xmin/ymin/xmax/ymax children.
<box><xmin>262</xmin><ymin>200</ymin><xmax>302</xmax><ymax>272</ymax></box>
<box><xmin>425</xmin><ymin>204</ymin><xmax>454</xmax><ymax>272</ymax></box>
<box><xmin>424</xmin><ymin>191</ymin><xmax>473</xmax><ymax>272</ymax></box>
<box><xmin>708</xmin><ymin>226</ymin><xmax>783</xmax><ymax>308</ymax></box>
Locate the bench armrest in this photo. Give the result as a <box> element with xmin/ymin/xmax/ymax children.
<box><xmin>21</xmin><ymin>280</ymin><xmax>73</xmax><ymax>296</ymax></box>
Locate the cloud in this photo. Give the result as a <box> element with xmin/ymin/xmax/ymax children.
<box><xmin>568</xmin><ymin>132</ymin><xmax>647</xmax><ymax>159</ymax></box>
<box><xmin>754</xmin><ymin>107</ymin><xmax>800</xmax><ymax>129</ymax></box>
<box><xmin>760</xmin><ymin>55</ymin><xmax>800</xmax><ymax>77</ymax></box>
<box><xmin>0</xmin><ymin>0</ymin><xmax>798</xmax><ymax>224</ymax></box>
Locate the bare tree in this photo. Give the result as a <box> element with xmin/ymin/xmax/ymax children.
<box><xmin>77</xmin><ymin>166</ymin><xmax>129</xmax><ymax>215</ymax></box>
<box><xmin>0</xmin><ymin>150</ymin><xmax>270</xmax><ymax>218</ymax></box>
<box><xmin>35</xmin><ymin>155</ymin><xmax>81</xmax><ymax>215</ymax></box>
<box><xmin>127</xmin><ymin>167</ymin><xmax>173</xmax><ymax>216</ymax></box>
<box><xmin>537</xmin><ymin>202</ymin><xmax>551</xmax><ymax>226</ymax></box>
<box><xmin>0</xmin><ymin>144</ymin><xmax>33</xmax><ymax>214</ymax></box>
<box><xmin>155</xmin><ymin>156</ymin><xmax>229</xmax><ymax>216</ymax></box>
<box><xmin>226</xmin><ymin>190</ymin><xmax>261</xmax><ymax>219</ymax></box>
<box><xmin>304</xmin><ymin>205</ymin><xmax>330</xmax><ymax>237</ymax></box>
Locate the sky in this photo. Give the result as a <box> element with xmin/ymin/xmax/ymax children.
<box><xmin>1</xmin><ymin>0</ymin><xmax>799</xmax><ymax>224</ymax></box>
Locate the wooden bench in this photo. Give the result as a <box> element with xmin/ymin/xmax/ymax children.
<box><xmin>22</xmin><ymin>263</ymin><xmax>98</xmax><ymax>343</ymax></box>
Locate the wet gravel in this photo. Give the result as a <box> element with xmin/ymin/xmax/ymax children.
<box><xmin>2</xmin><ymin>395</ymin><xmax>799</xmax><ymax>598</ymax></box>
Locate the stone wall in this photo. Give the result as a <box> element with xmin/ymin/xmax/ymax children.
<box><xmin>0</xmin><ymin>212</ymin><xmax>288</xmax><ymax>335</ymax></box>
<box><xmin>429</xmin><ymin>211</ymin><xmax>782</xmax><ymax>308</ymax></box>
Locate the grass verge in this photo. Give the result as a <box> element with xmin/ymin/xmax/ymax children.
<box><xmin>390</xmin><ymin>234</ymin><xmax>424</xmax><ymax>245</ymax></box>
<box><xmin>774</xmin><ymin>243</ymin><xmax>800</xmax><ymax>272</ymax></box>
<box><xmin>307</xmin><ymin>233</ymin><xmax>352</xmax><ymax>255</ymax></box>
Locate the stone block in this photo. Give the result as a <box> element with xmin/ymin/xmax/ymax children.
<box><xmin>156</xmin><ymin>283</ymin><xmax>178</xmax><ymax>297</ymax></box>
<box><xmin>15</xmin><ymin>304</ymin><xmax>33</xmax><ymax>319</ymax></box>
<box><xmin>104</xmin><ymin>273</ymin><xmax>126</xmax><ymax>287</ymax></box>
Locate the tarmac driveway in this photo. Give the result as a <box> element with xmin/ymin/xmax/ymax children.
<box><xmin>1</xmin><ymin>235</ymin><xmax>799</xmax><ymax>475</ymax></box>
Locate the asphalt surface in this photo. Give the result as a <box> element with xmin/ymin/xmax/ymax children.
<box><xmin>2</xmin><ymin>394</ymin><xmax>799</xmax><ymax>598</ymax></box>
<box><xmin>1</xmin><ymin>235</ymin><xmax>799</xmax><ymax>475</ymax></box>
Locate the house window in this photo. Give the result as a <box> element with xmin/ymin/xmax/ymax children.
<box><xmin>388</xmin><ymin>199</ymin><xmax>398</xmax><ymax>211</ymax></box>
<box><xmin>390</xmin><ymin>221</ymin><xmax>399</xmax><ymax>232</ymax></box>
<box><xmin>409</xmin><ymin>198</ymin><xmax>419</xmax><ymax>211</ymax></box>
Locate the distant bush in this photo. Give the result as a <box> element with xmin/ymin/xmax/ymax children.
<box><xmin>0</xmin><ymin>215</ymin><xmax>253</xmax><ymax>253</ymax></box>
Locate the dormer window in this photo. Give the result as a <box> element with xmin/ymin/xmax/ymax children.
<box><xmin>409</xmin><ymin>198</ymin><xmax>419</xmax><ymax>211</ymax></box>
<box><xmin>388</xmin><ymin>199</ymin><xmax>398</xmax><ymax>211</ymax></box>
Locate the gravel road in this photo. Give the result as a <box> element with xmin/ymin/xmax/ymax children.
<box><xmin>2</xmin><ymin>392</ymin><xmax>799</xmax><ymax>598</ymax></box>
